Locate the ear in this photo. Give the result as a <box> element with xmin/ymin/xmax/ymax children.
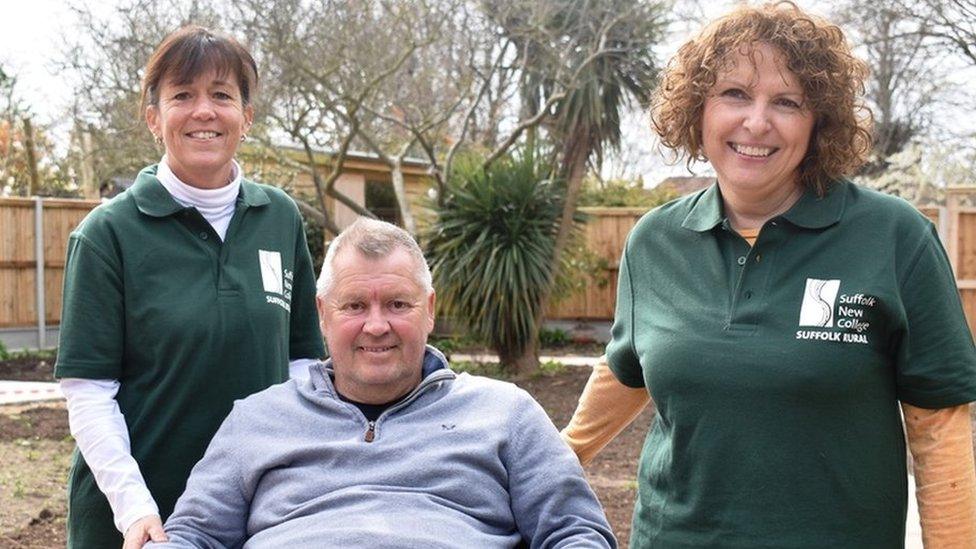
<box><xmin>243</xmin><ymin>103</ymin><xmax>254</xmax><ymax>133</ymax></box>
<box><xmin>316</xmin><ymin>294</ymin><xmax>328</xmax><ymax>336</ymax></box>
<box><xmin>146</xmin><ymin>105</ymin><xmax>160</xmax><ymax>140</ymax></box>
<box><xmin>425</xmin><ymin>291</ymin><xmax>436</xmax><ymax>332</ymax></box>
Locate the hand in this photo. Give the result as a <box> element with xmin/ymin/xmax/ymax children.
<box><xmin>123</xmin><ymin>515</ymin><xmax>168</xmax><ymax>549</ymax></box>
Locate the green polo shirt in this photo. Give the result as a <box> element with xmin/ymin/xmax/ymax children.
<box><xmin>55</xmin><ymin>165</ymin><xmax>324</xmax><ymax>548</ymax></box>
<box><xmin>608</xmin><ymin>181</ymin><xmax>976</xmax><ymax>548</ymax></box>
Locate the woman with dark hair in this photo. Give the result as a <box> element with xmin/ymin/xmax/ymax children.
<box><xmin>55</xmin><ymin>26</ymin><xmax>324</xmax><ymax>548</ymax></box>
<box><xmin>563</xmin><ymin>3</ymin><xmax>976</xmax><ymax>547</ymax></box>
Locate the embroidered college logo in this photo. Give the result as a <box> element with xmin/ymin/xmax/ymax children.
<box><xmin>258</xmin><ymin>250</ymin><xmax>283</xmax><ymax>294</ymax></box>
<box><xmin>798</xmin><ymin>278</ymin><xmax>840</xmax><ymax>327</ymax></box>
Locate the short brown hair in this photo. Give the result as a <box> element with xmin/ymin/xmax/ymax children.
<box><xmin>652</xmin><ymin>1</ymin><xmax>872</xmax><ymax>194</ymax></box>
<box><xmin>141</xmin><ymin>26</ymin><xmax>258</xmax><ymax>109</ymax></box>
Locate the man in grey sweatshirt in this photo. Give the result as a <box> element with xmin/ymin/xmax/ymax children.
<box><xmin>146</xmin><ymin>218</ymin><xmax>615</xmax><ymax>548</ymax></box>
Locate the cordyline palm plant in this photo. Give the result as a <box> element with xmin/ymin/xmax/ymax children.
<box><xmin>426</xmin><ymin>151</ymin><xmax>580</xmax><ymax>371</ymax></box>
<box><xmin>482</xmin><ymin>0</ymin><xmax>666</xmax><ymax>370</ymax></box>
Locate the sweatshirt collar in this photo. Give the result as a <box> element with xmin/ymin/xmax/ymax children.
<box><xmin>309</xmin><ymin>345</ymin><xmax>455</xmax><ymax>397</ymax></box>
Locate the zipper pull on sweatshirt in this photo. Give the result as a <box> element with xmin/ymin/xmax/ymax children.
<box><xmin>364</xmin><ymin>421</ymin><xmax>376</xmax><ymax>443</ymax></box>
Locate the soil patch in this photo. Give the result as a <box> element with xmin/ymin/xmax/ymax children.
<box><xmin>0</xmin><ymin>406</ymin><xmax>69</xmax><ymax>443</ymax></box>
<box><xmin>0</xmin><ymin>354</ymin><xmax>56</xmax><ymax>383</ymax></box>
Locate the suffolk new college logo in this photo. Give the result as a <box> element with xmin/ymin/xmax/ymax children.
<box><xmin>798</xmin><ymin>279</ymin><xmax>841</xmax><ymax>327</ymax></box>
<box><xmin>796</xmin><ymin>278</ymin><xmax>875</xmax><ymax>344</ymax></box>
<box><xmin>259</xmin><ymin>249</ymin><xmax>293</xmax><ymax>312</ymax></box>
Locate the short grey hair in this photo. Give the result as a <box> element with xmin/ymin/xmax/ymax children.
<box><xmin>316</xmin><ymin>217</ymin><xmax>433</xmax><ymax>296</ymax></box>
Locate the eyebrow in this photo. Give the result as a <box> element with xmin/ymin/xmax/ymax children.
<box><xmin>714</xmin><ymin>77</ymin><xmax>804</xmax><ymax>96</ymax></box>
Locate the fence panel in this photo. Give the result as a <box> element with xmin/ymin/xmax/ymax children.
<box><xmin>548</xmin><ymin>207</ymin><xmax>646</xmax><ymax>320</ymax></box>
<box><xmin>0</xmin><ymin>197</ymin><xmax>99</xmax><ymax>328</ymax></box>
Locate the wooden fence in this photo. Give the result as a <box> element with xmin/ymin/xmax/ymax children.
<box><xmin>0</xmin><ymin>197</ymin><xmax>100</xmax><ymax>337</ymax></box>
<box><xmin>547</xmin><ymin>208</ymin><xmax>645</xmax><ymax>320</ymax></box>
<box><xmin>2</xmin><ymin>196</ymin><xmax>976</xmax><ymax>345</ymax></box>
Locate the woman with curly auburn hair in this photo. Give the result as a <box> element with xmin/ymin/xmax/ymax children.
<box><xmin>562</xmin><ymin>2</ymin><xmax>976</xmax><ymax>547</ymax></box>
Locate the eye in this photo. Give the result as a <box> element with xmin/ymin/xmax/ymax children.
<box><xmin>213</xmin><ymin>91</ymin><xmax>234</xmax><ymax>101</ymax></box>
<box><xmin>775</xmin><ymin>97</ymin><xmax>803</xmax><ymax>109</ymax></box>
<box><xmin>720</xmin><ymin>88</ymin><xmax>748</xmax><ymax>100</ymax></box>
<box><xmin>173</xmin><ymin>91</ymin><xmax>191</xmax><ymax>101</ymax></box>
<box><xmin>390</xmin><ymin>300</ymin><xmax>411</xmax><ymax>311</ymax></box>
<box><xmin>342</xmin><ymin>301</ymin><xmax>365</xmax><ymax>312</ymax></box>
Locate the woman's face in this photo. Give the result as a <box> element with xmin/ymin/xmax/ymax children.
<box><xmin>701</xmin><ymin>43</ymin><xmax>815</xmax><ymax>197</ymax></box>
<box><xmin>146</xmin><ymin>69</ymin><xmax>253</xmax><ymax>189</ymax></box>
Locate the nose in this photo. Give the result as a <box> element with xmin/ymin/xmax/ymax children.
<box><xmin>742</xmin><ymin>103</ymin><xmax>772</xmax><ymax>135</ymax></box>
<box><xmin>191</xmin><ymin>96</ymin><xmax>217</xmax><ymax>121</ymax></box>
<box><xmin>361</xmin><ymin>305</ymin><xmax>391</xmax><ymax>336</ymax></box>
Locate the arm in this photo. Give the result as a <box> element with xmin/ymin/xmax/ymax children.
<box><xmin>561</xmin><ymin>358</ymin><xmax>650</xmax><ymax>465</ymax></box>
<box><xmin>902</xmin><ymin>402</ymin><xmax>976</xmax><ymax>547</ymax></box>
<box><xmin>147</xmin><ymin>405</ymin><xmax>253</xmax><ymax>548</ymax></box>
<box><xmin>506</xmin><ymin>391</ymin><xmax>617</xmax><ymax>548</ymax></box>
<box><xmin>60</xmin><ymin>378</ymin><xmax>165</xmax><ymax>540</ymax></box>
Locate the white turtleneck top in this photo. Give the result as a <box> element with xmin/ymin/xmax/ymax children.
<box><xmin>156</xmin><ymin>156</ymin><xmax>241</xmax><ymax>241</ymax></box>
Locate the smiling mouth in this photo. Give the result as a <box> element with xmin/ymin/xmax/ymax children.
<box><xmin>730</xmin><ymin>143</ymin><xmax>777</xmax><ymax>158</ymax></box>
<box><xmin>186</xmin><ymin>131</ymin><xmax>222</xmax><ymax>140</ymax></box>
<box><xmin>359</xmin><ymin>345</ymin><xmax>397</xmax><ymax>353</ymax></box>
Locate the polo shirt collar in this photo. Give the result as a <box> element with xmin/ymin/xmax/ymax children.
<box><xmin>129</xmin><ymin>164</ymin><xmax>271</xmax><ymax>217</ymax></box>
<box><xmin>130</xmin><ymin>165</ymin><xmax>182</xmax><ymax>217</ymax></box>
<box><xmin>681</xmin><ymin>180</ymin><xmax>846</xmax><ymax>232</ymax></box>
<box><xmin>681</xmin><ymin>182</ymin><xmax>724</xmax><ymax>232</ymax></box>
<box><xmin>779</xmin><ymin>180</ymin><xmax>846</xmax><ymax>229</ymax></box>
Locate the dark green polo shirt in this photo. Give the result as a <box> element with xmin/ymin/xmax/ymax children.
<box><xmin>55</xmin><ymin>165</ymin><xmax>324</xmax><ymax>548</ymax></box>
<box><xmin>608</xmin><ymin>181</ymin><xmax>976</xmax><ymax>548</ymax></box>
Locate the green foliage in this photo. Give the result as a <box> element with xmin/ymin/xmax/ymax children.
<box><xmin>426</xmin><ymin>151</ymin><xmax>577</xmax><ymax>366</ymax></box>
<box><xmin>0</xmin><ymin>339</ymin><xmax>9</xmax><ymax>361</ymax></box>
<box><xmin>302</xmin><ymin>213</ymin><xmax>326</xmax><ymax>276</ymax></box>
<box><xmin>536</xmin><ymin>359</ymin><xmax>568</xmax><ymax>377</ymax></box>
<box><xmin>449</xmin><ymin>360</ymin><xmax>511</xmax><ymax>379</ymax></box>
<box><xmin>579</xmin><ymin>177</ymin><xmax>679</xmax><ymax>208</ymax></box>
<box><xmin>538</xmin><ymin>327</ymin><xmax>570</xmax><ymax>348</ymax></box>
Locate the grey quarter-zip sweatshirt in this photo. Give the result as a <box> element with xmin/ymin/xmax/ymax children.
<box><xmin>149</xmin><ymin>346</ymin><xmax>616</xmax><ymax>548</ymax></box>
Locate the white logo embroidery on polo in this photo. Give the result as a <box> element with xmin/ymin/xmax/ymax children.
<box><xmin>258</xmin><ymin>250</ymin><xmax>284</xmax><ymax>294</ymax></box>
<box><xmin>798</xmin><ymin>278</ymin><xmax>840</xmax><ymax>327</ymax></box>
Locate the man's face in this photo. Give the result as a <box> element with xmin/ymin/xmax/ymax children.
<box><xmin>317</xmin><ymin>247</ymin><xmax>435</xmax><ymax>404</ymax></box>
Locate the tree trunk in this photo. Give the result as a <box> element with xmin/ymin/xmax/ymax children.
<box><xmin>390</xmin><ymin>160</ymin><xmax>416</xmax><ymax>235</ymax></box>
<box><xmin>22</xmin><ymin>118</ymin><xmax>40</xmax><ymax>196</ymax></box>
<box><xmin>499</xmin><ymin>331</ymin><xmax>540</xmax><ymax>375</ymax></box>
<box><xmin>526</xmin><ymin>131</ymin><xmax>593</xmax><ymax>371</ymax></box>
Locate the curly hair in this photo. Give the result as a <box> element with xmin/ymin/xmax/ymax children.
<box><xmin>651</xmin><ymin>1</ymin><xmax>872</xmax><ymax>194</ymax></box>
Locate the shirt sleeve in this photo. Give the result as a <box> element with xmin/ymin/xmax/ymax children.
<box><xmin>895</xmin><ymin>227</ymin><xmax>976</xmax><ymax>408</ymax></box>
<box><xmin>60</xmin><ymin>378</ymin><xmax>159</xmax><ymax>533</ymax></box>
<box><xmin>505</xmin><ymin>388</ymin><xmax>617</xmax><ymax>548</ymax></box>
<box><xmin>561</xmin><ymin>358</ymin><xmax>651</xmax><ymax>465</ymax></box>
<box><xmin>606</xmin><ymin>244</ymin><xmax>645</xmax><ymax>388</ymax></box>
<box><xmin>148</xmin><ymin>404</ymin><xmax>253</xmax><ymax>548</ymax></box>
<box><xmin>55</xmin><ymin>233</ymin><xmax>125</xmax><ymax>379</ymax></box>
<box><xmin>287</xmin><ymin>212</ymin><xmax>325</xmax><ymax>360</ymax></box>
<box><xmin>903</xmin><ymin>402</ymin><xmax>976</xmax><ymax>546</ymax></box>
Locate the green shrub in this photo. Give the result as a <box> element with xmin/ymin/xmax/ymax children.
<box><xmin>426</xmin><ymin>150</ymin><xmax>580</xmax><ymax>368</ymax></box>
<box><xmin>578</xmin><ymin>177</ymin><xmax>679</xmax><ymax>208</ymax></box>
<box><xmin>539</xmin><ymin>327</ymin><xmax>570</xmax><ymax>348</ymax></box>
